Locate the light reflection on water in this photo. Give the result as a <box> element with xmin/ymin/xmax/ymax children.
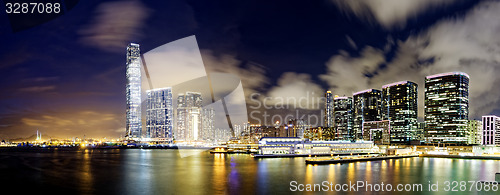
<box><xmin>213</xmin><ymin>153</ymin><xmax>226</xmax><ymax>194</ymax></box>
<box><xmin>1</xmin><ymin>149</ymin><xmax>499</xmax><ymax>194</ymax></box>
<box><xmin>78</xmin><ymin>149</ymin><xmax>93</xmax><ymax>194</ymax></box>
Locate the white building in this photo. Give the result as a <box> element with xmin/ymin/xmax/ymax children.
<box><xmin>482</xmin><ymin>115</ymin><xmax>500</xmax><ymax>145</ymax></box>
<box><xmin>201</xmin><ymin>108</ymin><xmax>215</xmax><ymax>141</ymax></box>
<box><xmin>176</xmin><ymin>92</ymin><xmax>203</xmax><ymax>141</ymax></box>
<box><xmin>258</xmin><ymin>137</ymin><xmax>375</xmax><ymax>155</ymax></box>
<box><xmin>125</xmin><ymin>43</ymin><xmax>142</xmax><ymax>139</ymax></box>
<box><xmin>146</xmin><ymin>87</ymin><xmax>173</xmax><ymax>143</ymax></box>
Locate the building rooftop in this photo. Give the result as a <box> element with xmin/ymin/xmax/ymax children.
<box><xmin>382</xmin><ymin>81</ymin><xmax>416</xmax><ymax>89</ymax></box>
<box><xmin>146</xmin><ymin>87</ymin><xmax>172</xmax><ymax>92</ymax></box>
<box><xmin>425</xmin><ymin>72</ymin><xmax>470</xmax><ymax>79</ymax></box>
<box><xmin>353</xmin><ymin>89</ymin><xmax>380</xmax><ymax>96</ymax></box>
<box><xmin>334</xmin><ymin>96</ymin><xmax>350</xmax><ymax>100</ymax></box>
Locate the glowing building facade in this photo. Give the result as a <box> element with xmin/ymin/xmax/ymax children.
<box><xmin>382</xmin><ymin>81</ymin><xmax>418</xmax><ymax>144</ymax></box>
<box><xmin>325</xmin><ymin>91</ymin><xmax>334</xmax><ymax>127</ymax></box>
<box><xmin>333</xmin><ymin>96</ymin><xmax>353</xmax><ymax>140</ymax></box>
<box><xmin>176</xmin><ymin>92</ymin><xmax>203</xmax><ymax>141</ymax></box>
<box><xmin>287</xmin><ymin>119</ymin><xmax>306</xmax><ymax>138</ymax></box>
<box><xmin>353</xmin><ymin>89</ymin><xmax>382</xmax><ymax>140</ymax></box>
<box><xmin>362</xmin><ymin>120</ymin><xmax>390</xmax><ymax>145</ymax></box>
<box><xmin>201</xmin><ymin>108</ymin><xmax>215</xmax><ymax>141</ymax></box>
<box><xmin>467</xmin><ymin>120</ymin><xmax>482</xmax><ymax>145</ymax></box>
<box><xmin>424</xmin><ymin>72</ymin><xmax>469</xmax><ymax>144</ymax></box>
<box><xmin>146</xmin><ymin>88</ymin><xmax>173</xmax><ymax>142</ymax></box>
<box><xmin>125</xmin><ymin>43</ymin><xmax>142</xmax><ymax>139</ymax></box>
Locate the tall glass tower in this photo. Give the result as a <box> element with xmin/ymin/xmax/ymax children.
<box><xmin>146</xmin><ymin>88</ymin><xmax>173</xmax><ymax>142</ymax></box>
<box><xmin>333</xmin><ymin>96</ymin><xmax>353</xmax><ymax>140</ymax></box>
<box><xmin>425</xmin><ymin>72</ymin><xmax>469</xmax><ymax>144</ymax></box>
<box><xmin>353</xmin><ymin>89</ymin><xmax>382</xmax><ymax>140</ymax></box>
<box><xmin>324</xmin><ymin>91</ymin><xmax>334</xmax><ymax>127</ymax></box>
<box><xmin>126</xmin><ymin>43</ymin><xmax>142</xmax><ymax>139</ymax></box>
<box><xmin>382</xmin><ymin>81</ymin><xmax>418</xmax><ymax>144</ymax></box>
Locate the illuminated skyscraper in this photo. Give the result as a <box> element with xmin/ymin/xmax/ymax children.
<box><xmin>382</xmin><ymin>81</ymin><xmax>418</xmax><ymax>144</ymax></box>
<box><xmin>325</xmin><ymin>91</ymin><xmax>334</xmax><ymax>127</ymax></box>
<box><xmin>202</xmin><ymin>108</ymin><xmax>215</xmax><ymax>141</ymax></box>
<box><xmin>176</xmin><ymin>92</ymin><xmax>203</xmax><ymax>141</ymax></box>
<box><xmin>353</xmin><ymin>89</ymin><xmax>382</xmax><ymax>140</ymax></box>
<box><xmin>125</xmin><ymin>43</ymin><xmax>142</xmax><ymax>139</ymax></box>
<box><xmin>146</xmin><ymin>88</ymin><xmax>173</xmax><ymax>143</ymax></box>
<box><xmin>482</xmin><ymin>115</ymin><xmax>499</xmax><ymax>145</ymax></box>
<box><xmin>425</xmin><ymin>72</ymin><xmax>469</xmax><ymax>144</ymax></box>
<box><xmin>333</xmin><ymin>96</ymin><xmax>353</xmax><ymax>140</ymax></box>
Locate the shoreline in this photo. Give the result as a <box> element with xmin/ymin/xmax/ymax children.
<box><xmin>252</xmin><ymin>152</ymin><xmax>373</xmax><ymax>158</ymax></box>
<box><xmin>305</xmin><ymin>155</ymin><xmax>418</xmax><ymax>165</ymax></box>
<box><xmin>419</xmin><ymin>154</ymin><xmax>500</xmax><ymax>160</ymax></box>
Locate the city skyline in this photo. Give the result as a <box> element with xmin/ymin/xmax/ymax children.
<box><xmin>3</xmin><ymin>1</ymin><xmax>500</xmax><ymax>195</ymax></box>
<box><xmin>2</xmin><ymin>0</ymin><xmax>500</xmax><ymax>139</ymax></box>
<box><xmin>320</xmin><ymin>72</ymin><xmax>494</xmax><ymax>145</ymax></box>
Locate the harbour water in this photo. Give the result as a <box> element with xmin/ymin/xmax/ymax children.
<box><xmin>0</xmin><ymin>149</ymin><xmax>499</xmax><ymax>194</ymax></box>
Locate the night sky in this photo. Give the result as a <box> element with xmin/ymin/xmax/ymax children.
<box><xmin>1</xmin><ymin>0</ymin><xmax>499</xmax><ymax>139</ymax></box>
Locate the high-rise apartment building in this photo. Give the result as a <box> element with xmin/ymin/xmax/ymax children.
<box><xmin>424</xmin><ymin>72</ymin><xmax>469</xmax><ymax>144</ymax></box>
<box><xmin>333</xmin><ymin>96</ymin><xmax>353</xmax><ymax>140</ymax></box>
<box><xmin>201</xmin><ymin>108</ymin><xmax>215</xmax><ymax>141</ymax></box>
<box><xmin>362</xmin><ymin>120</ymin><xmax>390</xmax><ymax>145</ymax></box>
<box><xmin>382</xmin><ymin>81</ymin><xmax>418</xmax><ymax>144</ymax></box>
<box><xmin>353</xmin><ymin>89</ymin><xmax>382</xmax><ymax>140</ymax></box>
<box><xmin>146</xmin><ymin>88</ymin><xmax>173</xmax><ymax>142</ymax></box>
<box><xmin>482</xmin><ymin>115</ymin><xmax>499</xmax><ymax>145</ymax></box>
<box><xmin>125</xmin><ymin>43</ymin><xmax>142</xmax><ymax>139</ymax></box>
<box><xmin>176</xmin><ymin>92</ymin><xmax>203</xmax><ymax>141</ymax></box>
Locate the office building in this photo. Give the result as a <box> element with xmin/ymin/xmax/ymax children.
<box><xmin>467</xmin><ymin>120</ymin><xmax>482</xmax><ymax>145</ymax></box>
<box><xmin>353</xmin><ymin>89</ymin><xmax>382</xmax><ymax>140</ymax></box>
<box><xmin>146</xmin><ymin>88</ymin><xmax>173</xmax><ymax>142</ymax></box>
<box><xmin>416</xmin><ymin>122</ymin><xmax>425</xmax><ymax>142</ymax></box>
<box><xmin>125</xmin><ymin>43</ymin><xmax>142</xmax><ymax>139</ymax></box>
<box><xmin>325</xmin><ymin>91</ymin><xmax>334</xmax><ymax>127</ymax></box>
<box><xmin>424</xmin><ymin>72</ymin><xmax>469</xmax><ymax>144</ymax></box>
<box><xmin>304</xmin><ymin>127</ymin><xmax>324</xmax><ymax>141</ymax></box>
<box><xmin>382</xmin><ymin>81</ymin><xmax>418</xmax><ymax>144</ymax></box>
<box><xmin>287</xmin><ymin>119</ymin><xmax>306</xmax><ymax>138</ymax></box>
<box><xmin>482</xmin><ymin>115</ymin><xmax>499</xmax><ymax>145</ymax></box>
<box><xmin>362</xmin><ymin>120</ymin><xmax>390</xmax><ymax>145</ymax></box>
<box><xmin>333</xmin><ymin>96</ymin><xmax>353</xmax><ymax>140</ymax></box>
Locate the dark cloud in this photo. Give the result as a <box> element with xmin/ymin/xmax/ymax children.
<box><xmin>331</xmin><ymin>0</ymin><xmax>460</xmax><ymax>28</ymax></box>
<box><xmin>78</xmin><ymin>0</ymin><xmax>151</xmax><ymax>53</ymax></box>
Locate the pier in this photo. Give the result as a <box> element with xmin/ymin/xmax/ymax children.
<box><xmin>305</xmin><ymin>155</ymin><xmax>418</xmax><ymax>165</ymax></box>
